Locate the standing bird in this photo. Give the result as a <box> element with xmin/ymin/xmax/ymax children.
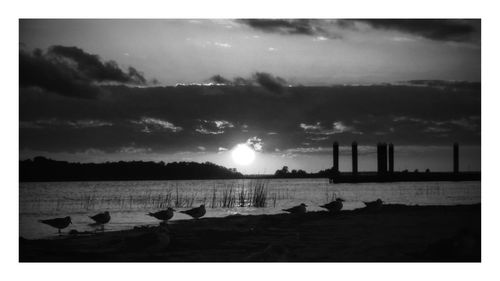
<box><xmin>148</xmin><ymin>207</ymin><xmax>176</xmax><ymax>223</ymax></box>
<box><xmin>363</xmin><ymin>199</ymin><xmax>383</xmax><ymax>210</ymax></box>
<box><xmin>320</xmin><ymin>198</ymin><xmax>345</xmax><ymax>212</ymax></box>
<box><xmin>89</xmin><ymin>211</ymin><xmax>111</xmax><ymax>225</ymax></box>
<box><xmin>180</xmin><ymin>205</ymin><xmax>206</xmax><ymax>219</ymax></box>
<box><xmin>39</xmin><ymin>216</ymin><xmax>72</xmax><ymax>234</ymax></box>
<box><xmin>282</xmin><ymin>203</ymin><xmax>307</xmax><ymax>214</ymax></box>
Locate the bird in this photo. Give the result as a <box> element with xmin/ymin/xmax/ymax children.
<box><xmin>89</xmin><ymin>211</ymin><xmax>111</xmax><ymax>225</ymax></box>
<box><xmin>320</xmin><ymin>198</ymin><xmax>345</xmax><ymax>212</ymax></box>
<box><xmin>282</xmin><ymin>203</ymin><xmax>307</xmax><ymax>214</ymax></box>
<box><xmin>148</xmin><ymin>207</ymin><xmax>176</xmax><ymax>222</ymax></box>
<box><xmin>39</xmin><ymin>216</ymin><xmax>72</xmax><ymax>234</ymax></box>
<box><xmin>180</xmin><ymin>205</ymin><xmax>206</xmax><ymax>219</ymax></box>
<box><xmin>363</xmin><ymin>199</ymin><xmax>383</xmax><ymax>210</ymax></box>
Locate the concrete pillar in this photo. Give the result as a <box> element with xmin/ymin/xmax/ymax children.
<box><xmin>376</xmin><ymin>143</ymin><xmax>382</xmax><ymax>173</ymax></box>
<box><xmin>352</xmin><ymin>141</ymin><xmax>358</xmax><ymax>174</ymax></box>
<box><xmin>333</xmin><ymin>141</ymin><xmax>339</xmax><ymax>172</ymax></box>
<box><xmin>381</xmin><ymin>143</ymin><xmax>387</xmax><ymax>173</ymax></box>
<box><xmin>453</xmin><ymin>143</ymin><xmax>459</xmax><ymax>173</ymax></box>
<box><xmin>388</xmin><ymin>143</ymin><xmax>394</xmax><ymax>173</ymax></box>
<box><xmin>377</xmin><ymin>143</ymin><xmax>387</xmax><ymax>174</ymax></box>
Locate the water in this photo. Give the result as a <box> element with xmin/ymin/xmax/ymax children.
<box><xmin>19</xmin><ymin>178</ymin><xmax>481</xmax><ymax>239</ymax></box>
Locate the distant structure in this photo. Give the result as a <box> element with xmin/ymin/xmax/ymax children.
<box><xmin>333</xmin><ymin>141</ymin><xmax>339</xmax><ymax>172</ymax></box>
<box><xmin>352</xmin><ymin>141</ymin><xmax>358</xmax><ymax>174</ymax></box>
<box><xmin>329</xmin><ymin>141</ymin><xmax>479</xmax><ymax>183</ymax></box>
<box><xmin>377</xmin><ymin>143</ymin><xmax>388</xmax><ymax>174</ymax></box>
<box><xmin>388</xmin><ymin>143</ymin><xmax>394</xmax><ymax>173</ymax></box>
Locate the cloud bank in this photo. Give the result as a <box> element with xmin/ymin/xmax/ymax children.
<box><xmin>238</xmin><ymin>19</ymin><xmax>480</xmax><ymax>43</ymax></box>
<box><xmin>20</xmin><ymin>46</ymin><xmax>149</xmax><ymax>99</ymax></box>
<box><xmin>20</xmin><ymin>81</ymin><xmax>480</xmax><ymax>158</ymax></box>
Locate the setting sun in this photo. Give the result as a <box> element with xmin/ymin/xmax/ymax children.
<box><xmin>231</xmin><ymin>144</ymin><xmax>255</xmax><ymax>165</ymax></box>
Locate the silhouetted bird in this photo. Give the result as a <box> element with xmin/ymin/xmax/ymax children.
<box><xmin>39</xmin><ymin>216</ymin><xmax>72</xmax><ymax>234</ymax></box>
<box><xmin>180</xmin><ymin>205</ymin><xmax>206</xmax><ymax>219</ymax></box>
<box><xmin>320</xmin><ymin>198</ymin><xmax>345</xmax><ymax>212</ymax></box>
<box><xmin>148</xmin><ymin>208</ymin><xmax>176</xmax><ymax>222</ymax></box>
<box><xmin>282</xmin><ymin>203</ymin><xmax>307</xmax><ymax>214</ymax></box>
<box><xmin>89</xmin><ymin>211</ymin><xmax>111</xmax><ymax>225</ymax></box>
<box><xmin>363</xmin><ymin>199</ymin><xmax>383</xmax><ymax>210</ymax></box>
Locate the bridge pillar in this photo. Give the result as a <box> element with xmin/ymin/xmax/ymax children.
<box><xmin>352</xmin><ymin>141</ymin><xmax>358</xmax><ymax>174</ymax></box>
<box><xmin>333</xmin><ymin>141</ymin><xmax>339</xmax><ymax>172</ymax></box>
<box><xmin>453</xmin><ymin>143</ymin><xmax>459</xmax><ymax>173</ymax></box>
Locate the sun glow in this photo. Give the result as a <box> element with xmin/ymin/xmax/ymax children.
<box><xmin>231</xmin><ymin>144</ymin><xmax>255</xmax><ymax>165</ymax></box>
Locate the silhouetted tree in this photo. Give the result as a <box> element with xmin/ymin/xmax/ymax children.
<box><xmin>274</xmin><ymin>166</ymin><xmax>289</xmax><ymax>177</ymax></box>
<box><xmin>20</xmin><ymin>157</ymin><xmax>243</xmax><ymax>182</ymax></box>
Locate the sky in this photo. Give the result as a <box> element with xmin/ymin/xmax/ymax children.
<box><xmin>19</xmin><ymin>19</ymin><xmax>481</xmax><ymax>174</ymax></box>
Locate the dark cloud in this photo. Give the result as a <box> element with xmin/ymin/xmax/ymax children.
<box><xmin>208</xmin><ymin>75</ymin><xmax>232</xmax><ymax>84</ymax></box>
<box><xmin>252</xmin><ymin>72</ymin><xmax>286</xmax><ymax>94</ymax></box>
<box><xmin>48</xmin><ymin>46</ymin><xmax>146</xmax><ymax>84</ymax></box>
<box><xmin>20</xmin><ymin>48</ymin><xmax>102</xmax><ymax>99</ymax></box>
<box><xmin>238</xmin><ymin>19</ymin><xmax>329</xmax><ymax>37</ymax></box>
<box><xmin>238</xmin><ymin>19</ymin><xmax>479</xmax><ymax>43</ymax></box>
<box><xmin>20</xmin><ymin>82</ymin><xmax>480</xmax><ymax>156</ymax></box>
<box><xmin>20</xmin><ymin>46</ymin><xmax>149</xmax><ymax>99</ymax></box>
<box><xmin>206</xmin><ymin>72</ymin><xmax>287</xmax><ymax>94</ymax></box>
<box><xmin>349</xmin><ymin>19</ymin><xmax>479</xmax><ymax>42</ymax></box>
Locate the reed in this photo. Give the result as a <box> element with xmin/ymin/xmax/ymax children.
<box><xmin>238</xmin><ymin>185</ymin><xmax>246</xmax><ymax>207</ymax></box>
<box><xmin>220</xmin><ymin>186</ymin><xmax>236</xmax><ymax>208</ymax></box>
<box><xmin>250</xmin><ymin>180</ymin><xmax>269</xmax><ymax>207</ymax></box>
<box><xmin>63</xmin><ymin>180</ymin><xmax>279</xmax><ymax>212</ymax></box>
<box><xmin>210</xmin><ymin>186</ymin><xmax>217</xmax><ymax>208</ymax></box>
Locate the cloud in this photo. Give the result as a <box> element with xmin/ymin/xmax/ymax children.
<box><xmin>195</xmin><ymin>127</ymin><xmax>224</xmax><ymax>135</ymax></box>
<box><xmin>213</xmin><ymin>42</ymin><xmax>231</xmax><ymax>48</ymax></box>
<box><xmin>195</xmin><ymin>120</ymin><xmax>234</xmax><ymax>135</ymax></box>
<box><xmin>238</xmin><ymin>19</ymin><xmax>336</xmax><ymax>39</ymax></box>
<box><xmin>284</xmin><ymin>146</ymin><xmax>329</xmax><ymax>154</ymax></box>
<box><xmin>132</xmin><ymin>117</ymin><xmax>182</xmax><ymax>133</ymax></box>
<box><xmin>394</xmin><ymin>115</ymin><xmax>480</xmax><ymax>133</ymax></box>
<box><xmin>20</xmin><ymin>119</ymin><xmax>112</xmax><ymax>129</ymax></box>
<box><xmin>214</xmin><ymin>120</ymin><xmax>234</xmax><ymax>129</ymax></box>
<box><xmin>20</xmin><ymin>49</ymin><xmax>103</xmax><ymax>99</ymax></box>
<box><xmin>20</xmin><ymin>82</ymin><xmax>480</xmax><ymax>156</ymax></box>
<box><xmin>206</xmin><ymin>72</ymin><xmax>287</xmax><ymax>94</ymax></box>
<box><xmin>208</xmin><ymin>75</ymin><xmax>232</xmax><ymax>84</ymax></box>
<box><xmin>246</xmin><ymin>137</ymin><xmax>263</xmax><ymax>151</ymax></box>
<box><xmin>300</xmin><ymin>122</ymin><xmax>322</xmax><ymax>130</ymax></box>
<box><xmin>423</xmin><ymin>126</ymin><xmax>451</xmax><ymax>133</ymax></box>
<box><xmin>118</xmin><ymin>146</ymin><xmax>152</xmax><ymax>154</ymax></box>
<box><xmin>48</xmin><ymin>46</ymin><xmax>147</xmax><ymax>84</ymax></box>
<box><xmin>313</xmin><ymin>36</ymin><xmax>328</xmax><ymax>42</ymax></box>
<box><xmin>238</xmin><ymin>19</ymin><xmax>479</xmax><ymax>43</ymax></box>
<box><xmin>404</xmin><ymin>80</ymin><xmax>481</xmax><ymax>90</ymax></box>
<box><xmin>300</xmin><ymin>121</ymin><xmax>361</xmax><ymax>135</ymax></box>
<box><xmin>347</xmin><ymin>19</ymin><xmax>479</xmax><ymax>42</ymax></box>
<box><xmin>19</xmin><ymin>46</ymin><xmax>149</xmax><ymax>99</ymax></box>
<box><xmin>252</xmin><ymin>72</ymin><xmax>286</xmax><ymax>94</ymax></box>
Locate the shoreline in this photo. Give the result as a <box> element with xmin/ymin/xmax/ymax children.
<box><xmin>20</xmin><ymin>204</ymin><xmax>481</xmax><ymax>262</ymax></box>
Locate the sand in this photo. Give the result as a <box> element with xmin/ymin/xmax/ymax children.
<box><xmin>19</xmin><ymin>204</ymin><xmax>480</xmax><ymax>262</ymax></box>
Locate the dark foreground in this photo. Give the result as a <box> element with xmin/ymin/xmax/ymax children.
<box><xmin>20</xmin><ymin>204</ymin><xmax>481</xmax><ymax>262</ymax></box>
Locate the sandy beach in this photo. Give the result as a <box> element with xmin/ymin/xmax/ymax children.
<box><xmin>19</xmin><ymin>204</ymin><xmax>480</xmax><ymax>262</ymax></box>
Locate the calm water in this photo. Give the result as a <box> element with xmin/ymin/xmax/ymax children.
<box><xmin>19</xmin><ymin>178</ymin><xmax>480</xmax><ymax>239</ymax></box>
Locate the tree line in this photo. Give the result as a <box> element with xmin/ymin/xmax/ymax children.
<box><xmin>20</xmin><ymin>157</ymin><xmax>333</xmax><ymax>182</ymax></box>
<box><xmin>20</xmin><ymin>156</ymin><xmax>244</xmax><ymax>182</ymax></box>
